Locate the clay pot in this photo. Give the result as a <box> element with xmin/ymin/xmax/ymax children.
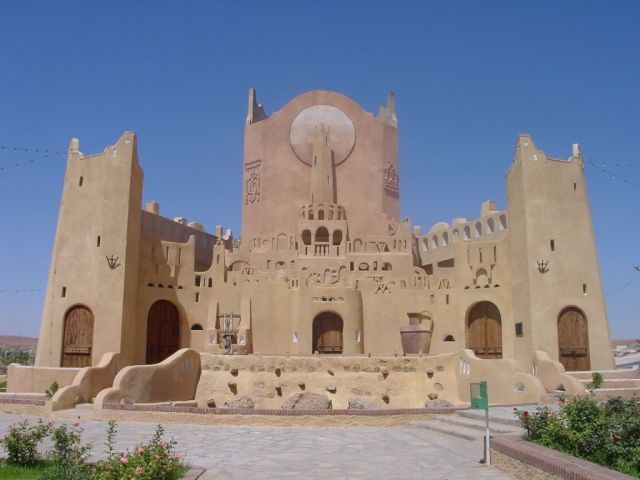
<box><xmin>400</xmin><ymin>325</ymin><xmax>432</xmax><ymax>354</ymax></box>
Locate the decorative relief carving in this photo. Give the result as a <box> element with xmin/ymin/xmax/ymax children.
<box><xmin>384</xmin><ymin>163</ymin><xmax>399</xmax><ymax>193</ymax></box>
<box><xmin>244</xmin><ymin>160</ymin><xmax>262</xmax><ymax>205</ymax></box>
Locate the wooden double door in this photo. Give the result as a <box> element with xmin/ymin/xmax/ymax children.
<box><xmin>146</xmin><ymin>300</ymin><xmax>180</xmax><ymax>364</ymax></box>
<box><xmin>62</xmin><ymin>306</ymin><xmax>94</xmax><ymax>367</ymax></box>
<box><xmin>466</xmin><ymin>301</ymin><xmax>503</xmax><ymax>359</ymax></box>
<box><xmin>558</xmin><ymin>307</ymin><xmax>590</xmax><ymax>371</ymax></box>
<box><xmin>313</xmin><ymin>312</ymin><xmax>343</xmax><ymax>354</ymax></box>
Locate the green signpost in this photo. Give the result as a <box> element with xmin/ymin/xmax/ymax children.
<box><xmin>470</xmin><ymin>381</ymin><xmax>490</xmax><ymax>465</ymax></box>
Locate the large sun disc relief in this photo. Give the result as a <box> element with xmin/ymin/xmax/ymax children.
<box><xmin>289</xmin><ymin>105</ymin><xmax>356</xmax><ymax>166</ymax></box>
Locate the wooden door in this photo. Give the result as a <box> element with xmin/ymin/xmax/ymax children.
<box><xmin>558</xmin><ymin>307</ymin><xmax>590</xmax><ymax>371</ymax></box>
<box><xmin>313</xmin><ymin>312</ymin><xmax>343</xmax><ymax>354</ymax></box>
<box><xmin>466</xmin><ymin>301</ymin><xmax>502</xmax><ymax>359</ymax></box>
<box><xmin>62</xmin><ymin>306</ymin><xmax>94</xmax><ymax>367</ymax></box>
<box><xmin>146</xmin><ymin>300</ymin><xmax>180</xmax><ymax>364</ymax></box>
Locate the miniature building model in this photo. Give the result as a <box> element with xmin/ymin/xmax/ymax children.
<box><xmin>35</xmin><ymin>90</ymin><xmax>614</xmax><ymax>373</ymax></box>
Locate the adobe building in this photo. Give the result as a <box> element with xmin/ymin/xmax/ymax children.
<box><xmin>34</xmin><ymin>89</ymin><xmax>614</xmax><ymax>373</ymax></box>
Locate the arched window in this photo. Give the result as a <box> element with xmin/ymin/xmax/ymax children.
<box><xmin>474</xmin><ymin>222</ymin><xmax>482</xmax><ymax>238</ymax></box>
<box><xmin>432</xmin><ymin>236</ymin><xmax>439</xmax><ymax>248</ymax></box>
<box><xmin>316</xmin><ymin>227</ymin><xmax>329</xmax><ymax>243</ymax></box>
<box><xmin>487</xmin><ymin>218</ymin><xmax>495</xmax><ymax>233</ymax></box>
<box><xmin>463</xmin><ymin>226</ymin><xmax>471</xmax><ymax>240</ymax></box>
<box><xmin>382</xmin><ymin>262</ymin><xmax>392</xmax><ymax>271</ymax></box>
<box><xmin>499</xmin><ymin>214</ymin><xmax>507</xmax><ymax>230</ymax></box>
<box><xmin>442</xmin><ymin>232</ymin><xmax>449</xmax><ymax>246</ymax></box>
<box><xmin>301</xmin><ymin>230</ymin><xmax>312</xmax><ymax>246</ymax></box>
<box><xmin>333</xmin><ymin>230</ymin><xmax>343</xmax><ymax>245</ymax></box>
<box><xmin>443</xmin><ymin>335</ymin><xmax>455</xmax><ymax>342</ymax></box>
<box><xmin>318</xmin><ymin>209</ymin><xmax>325</xmax><ymax>220</ymax></box>
<box><xmin>190</xmin><ymin>323</ymin><xmax>204</xmax><ymax>331</ymax></box>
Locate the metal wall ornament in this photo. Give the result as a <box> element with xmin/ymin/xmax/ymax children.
<box><xmin>537</xmin><ymin>260</ymin><xmax>549</xmax><ymax>274</ymax></box>
<box><xmin>106</xmin><ymin>255</ymin><xmax>120</xmax><ymax>270</ymax></box>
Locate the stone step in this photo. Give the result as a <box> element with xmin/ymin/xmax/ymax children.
<box><xmin>439</xmin><ymin>415</ymin><xmax>519</xmax><ymax>435</ymax></box>
<box><xmin>578</xmin><ymin>378</ymin><xmax>640</xmax><ymax>389</ymax></box>
<box><xmin>567</xmin><ymin>366</ymin><xmax>639</xmax><ymax>380</ymax></box>
<box><xmin>413</xmin><ymin>419</ymin><xmax>479</xmax><ymax>442</ymax></box>
<box><xmin>456</xmin><ymin>408</ymin><xmax>522</xmax><ymax>428</ymax></box>
<box><xmin>591</xmin><ymin>387</ymin><xmax>640</xmax><ymax>401</ymax></box>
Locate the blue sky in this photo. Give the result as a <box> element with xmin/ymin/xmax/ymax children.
<box><xmin>0</xmin><ymin>1</ymin><xmax>638</xmax><ymax>339</ymax></box>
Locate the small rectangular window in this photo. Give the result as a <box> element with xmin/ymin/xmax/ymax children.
<box><xmin>97</xmin><ymin>236</ymin><xmax>101</xmax><ymax>247</ymax></box>
<box><xmin>61</xmin><ymin>286</ymin><xmax>66</xmax><ymax>298</ymax></box>
<box><xmin>195</xmin><ymin>275</ymin><xmax>201</xmax><ymax>287</ymax></box>
<box><xmin>583</xmin><ymin>283</ymin><xmax>587</xmax><ymax>295</ymax></box>
<box><xmin>208</xmin><ymin>278</ymin><xmax>213</xmax><ymax>288</ymax></box>
<box><xmin>515</xmin><ymin>323</ymin><xmax>524</xmax><ymax>337</ymax></box>
<box><xmin>446</xmin><ymin>294</ymin><xmax>450</xmax><ymax>305</ymax></box>
<box><xmin>195</xmin><ymin>292</ymin><xmax>200</xmax><ymax>303</ymax></box>
<box><xmin>78</xmin><ymin>176</ymin><xmax>83</xmax><ymax>187</ymax></box>
<box><xmin>550</xmin><ymin>239</ymin><xmax>555</xmax><ymax>252</ymax></box>
<box><xmin>266</xmin><ymin>260</ymin><xmax>271</xmax><ymax>268</ymax></box>
<box><xmin>573</xmin><ymin>182</ymin><xmax>577</xmax><ymax>191</ymax></box>
<box><xmin>350</xmin><ymin>262</ymin><xmax>354</xmax><ymax>271</ymax></box>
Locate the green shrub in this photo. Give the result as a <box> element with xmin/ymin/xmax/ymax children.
<box><xmin>44</xmin><ymin>381</ymin><xmax>59</xmax><ymax>399</ymax></box>
<box><xmin>589</xmin><ymin>372</ymin><xmax>604</xmax><ymax>390</ymax></box>
<box><xmin>0</xmin><ymin>419</ymin><xmax>51</xmax><ymax>466</ymax></box>
<box><xmin>42</xmin><ymin>423</ymin><xmax>92</xmax><ymax>480</ymax></box>
<box><xmin>515</xmin><ymin>397</ymin><xmax>640</xmax><ymax>477</ymax></box>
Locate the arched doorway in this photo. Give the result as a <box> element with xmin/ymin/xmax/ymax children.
<box><xmin>466</xmin><ymin>301</ymin><xmax>502</xmax><ymax>359</ymax></box>
<box><xmin>558</xmin><ymin>307</ymin><xmax>590</xmax><ymax>371</ymax></box>
<box><xmin>62</xmin><ymin>305</ymin><xmax>94</xmax><ymax>367</ymax></box>
<box><xmin>312</xmin><ymin>312</ymin><xmax>343</xmax><ymax>354</ymax></box>
<box><xmin>146</xmin><ymin>300</ymin><xmax>180</xmax><ymax>364</ymax></box>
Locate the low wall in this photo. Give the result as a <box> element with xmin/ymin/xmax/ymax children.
<box><xmin>195</xmin><ymin>352</ymin><xmax>459</xmax><ymax>409</ymax></box>
<box><xmin>50</xmin><ymin>352</ymin><xmax>120</xmax><ymax>411</ymax></box>
<box><xmin>456</xmin><ymin>349</ymin><xmax>547</xmax><ymax>405</ymax></box>
<box><xmin>94</xmin><ymin>349</ymin><xmax>201</xmax><ymax>409</ymax></box>
<box><xmin>532</xmin><ymin>350</ymin><xmax>586</xmax><ymax>397</ymax></box>
<box><xmin>7</xmin><ymin>364</ymin><xmax>79</xmax><ymax>394</ymax></box>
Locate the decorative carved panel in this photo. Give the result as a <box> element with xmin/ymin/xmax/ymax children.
<box><xmin>384</xmin><ymin>163</ymin><xmax>399</xmax><ymax>193</ymax></box>
<box><xmin>244</xmin><ymin>159</ymin><xmax>262</xmax><ymax>205</ymax></box>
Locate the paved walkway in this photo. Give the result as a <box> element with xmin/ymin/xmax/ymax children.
<box><xmin>0</xmin><ymin>412</ymin><xmax>512</xmax><ymax>479</ymax></box>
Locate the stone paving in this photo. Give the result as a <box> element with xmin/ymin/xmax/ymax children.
<box><xmin>0</xmin><ymin>412</ymin><xmax>512</xmax><ymax>479</ymax></box>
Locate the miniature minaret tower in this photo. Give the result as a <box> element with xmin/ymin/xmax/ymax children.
<box><xmin>309</xmin><ymin>124</ymin><xmax>335</xmax><ymax>204</ymax></box>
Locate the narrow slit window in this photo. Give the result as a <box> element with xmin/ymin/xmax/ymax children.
<box><xmin>445</xmin><ymin>294</ymin><xmax>450</xmax><ymax>305</ymax></box>
<box><xmin>96</xmin><ymin>236</ymin><xmax>101</xmax><ymax>247</ymax></box>
<box><xmin>61</xmin><ymin>286</ymin><xmax>66</xmax><ymax>298</ymax></box>
<box><xmin>208</xmin><ymin>278</ymin><xmax>213</xmax><ymax>288</ymax></box>
<box><xmin>583</xmin><ymin>283</ymin><xmax>587</xmax><ymax>295</ymax></box>
<box><xmin>573</xmin><ymin>182</ymin><xmax>577</xmax><ymax>191</ymax></box>
<box><xmin>195</xmin><ymin>275</ymin><xmax>201</xmax><ymax>287</ymax></box>
<box><xmin>78</xmin><ymin>176</ymin><xmax>83</xmax><ymax>187</ymax></box>
<box><xmin>195</xmin><ymin>292</ymin><xmax>200</xmax><ymax>303</ymax></box>
<box><xmin>550</xmin><ymin>239</ymin><xmax>555</xmax><ymax>252</ymax></box>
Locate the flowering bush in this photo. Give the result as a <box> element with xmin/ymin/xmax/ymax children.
<box><xmin>515</xmin><ymin>397</ymin><xmax>640</xmax><ymax>477</ymax></box>
<box><xmin>92</xmin><ymin>424</ymin><xmax>186</xmax><ymax>480</ymax></box>
<box><xmin>0</xmin><ymin>419</ymin><xmax>51</xmax><ymax>466</ymax></box>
